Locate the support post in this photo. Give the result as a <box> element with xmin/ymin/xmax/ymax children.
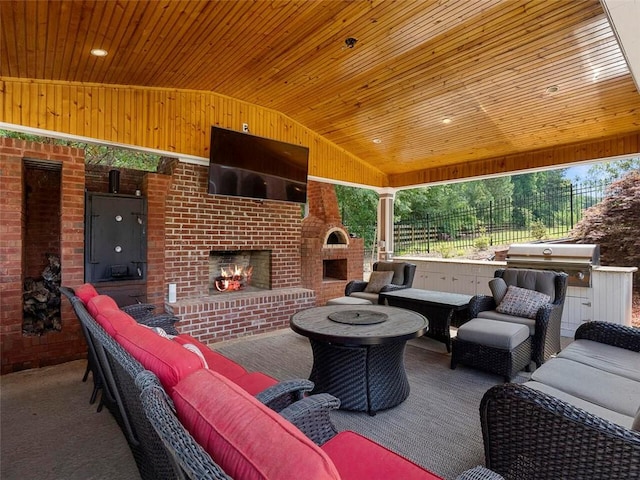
<box><xmin>376</xmin><ymin>188</ymin><xmax>396</xmax><ymax>261</ymax></box>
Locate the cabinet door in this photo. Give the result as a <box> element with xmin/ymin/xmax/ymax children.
<box><xmin>85</xmin><ymin>193</ymin><xmax>147</xmax><ymax>283</ymax></box>
<box><xmin>561</xmin><ymin>293</ymin><xmax>592</xmax><ymax>337</ymax></box>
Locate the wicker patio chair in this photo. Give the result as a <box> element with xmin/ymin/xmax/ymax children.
<box><xmin>137</xmin><ymin>371</ymin><xmax>233</xmax><ymax>480</ymax></box>
<box><xmin>69</xmin><ymin>292</ymin><xmax>179</xmax><ymax>480</ymax></box>
<box><xmin>468</xmin><ymin>268</ymin><xmax>568</xmax><ymax>367</ymax></box>
<box><xmin>345</xmin><ymin>261</ymin><xmax>416</xmax><ymax>304</ymax></box>
<box><xmin>61</xmin><ymin>286</ymin><xmax>116</xmax><ymax>411</ymax></box>
<box><xmin>480</xmin><ymin>322</ymin><xmax>640</xmax><ymax>480</ymax></box>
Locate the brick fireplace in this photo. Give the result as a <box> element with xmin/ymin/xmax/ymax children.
<box><xmin>162</xmin><ymin>161</ymin><xmax>315</xmax><ymax>343</ymax></box>
<box><xmin>1</xmin><ymin>139</ymin><xmax>347</xmax><ymax>372</ymax></box>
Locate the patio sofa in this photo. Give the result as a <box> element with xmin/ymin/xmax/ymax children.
<box><xmin>480</xmin><ymin>321</ymin><xmax>640</xmax><ymax>480</ymax></box>
<box><xmin>65</xmin><ymin>284</ymin><xmax>502</xmax><ymax>480</ymax></box>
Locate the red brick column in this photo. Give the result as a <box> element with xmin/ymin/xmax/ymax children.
<box><xmin>143</xmin><ymin>172</ymin><xmax>172</xmax><ymax>309</ymax></box>
<box><xmin>1</xmin><ymin>138</ymin><xmax>86</xmax><ymax>374</ymax></box>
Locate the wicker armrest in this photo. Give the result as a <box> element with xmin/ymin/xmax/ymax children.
<box><xmin>345</xmin><ymin>280</ymin><xmax>368</xmax><ymax>295</ymax></box>
<box><xmin>136</xmin><ymin>313</ymin><xmax>180</xmax><ymax>336</ymax></box>
<box><xmin>574</xmin><ymin>321</ymin><xmax>640</xmax><ymax>352</ymax></box>
<box><xmin>121</xmin><ymin>303</ymin><xmax>157</xmax><ymax>321</ymax></box>
<box><xmin>468</xmin><ymin>294</ymin><xmax>496</xmax><ymax>318</ymax></box>
<box><xmin>379</xmin><ymin>284</ymin><xmax>408</xmax><ymax>293</ymax></box>
<box><xmin>278</xmin><ymin>393</ymin><xmax>340</xmax><ymax>446</ymax></box>
<box><xmin>480</xmin><ymin>383</ymin><xmax>640</xmax><ymax>479</ymax></box>
<box><xmin>255</xmin><ymin>379</ymin><xmax>315</xmax><ymax>410</ymax></box>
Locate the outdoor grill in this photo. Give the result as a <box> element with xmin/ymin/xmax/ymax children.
<box><xmin>505</xmin><ymin>243</ymin><xmax>600</xmax><ymax>288</ymax></box>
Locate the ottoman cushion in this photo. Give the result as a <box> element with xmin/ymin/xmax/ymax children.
<box><xmin>327</xmin><ymin>296</ymin><xmax>373</xmax><ymax>305</ymax></box>
<box><xmin>457</xmin><ymin>318</ymin><xmax>529</xmax><ymax>350</ymax></box>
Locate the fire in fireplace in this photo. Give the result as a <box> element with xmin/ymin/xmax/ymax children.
<box><xmin>209</xmin><ymin>250</ymin><xmax>271</xmax><ymax>294</ymax></box>
<box><xmin>214</xmin><ymin>264</ymin><xmax>254</xmax><ymax>292</ymax></box>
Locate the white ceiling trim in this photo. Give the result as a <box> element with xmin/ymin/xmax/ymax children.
<box><xmin>601</xmin><ymin>0</ymin><xmax>640</xmax><ymax>93</ymax></box>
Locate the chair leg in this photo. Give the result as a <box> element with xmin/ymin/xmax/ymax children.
<box><xmin>90</xmin><ymin>383</ymin><xmax>101</xmax><ymax>405</ymax></box>
<box><xmin>82</xmin><ymin>362</ymin><xmax>91</xmax><ymax>382</ymax></box>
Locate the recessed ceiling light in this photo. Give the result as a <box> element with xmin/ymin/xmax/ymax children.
<box><xmin>442</xmin><ymin>118</ymin><xmax>452</xmax><ymax>125</ymax></box>
<box><xmin>545</xmin><ymin>85</ymin><xmax>559</xmax><ymax>94</ymax></box>
<box><xmin>373</xmin><ymin>138</ymin><xmax>382</xmax><ymax>144</ymax></box>
<box><xmin>91</xmin><ymin>48</ymin><xmax>108</xmax><ymax>57</ymax></box>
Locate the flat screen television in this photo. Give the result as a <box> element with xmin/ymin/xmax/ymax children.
<box><xmin>207</xmin><ymin>126</ymin><xmax>309</xmax><ymax>203</ymax></box>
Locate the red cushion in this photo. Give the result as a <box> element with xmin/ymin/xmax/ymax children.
<box><xmin>231</xmin><ymin>372</ymin><xmax>278</xmax><ymax>396</ymax></box>
<box><xmin>115</xmin><ymin>323</ymin><xmax>203</xmax><ymax>392</ymax></box>
<box><xmin>75</xmin><ymin>283</ymin><xmax>99</xmax><ymax>305</ymax></box>
<box><xmin>321</xmin><ymin>431</ymin><xmax>443</xmax><ymax>480</ymax></box>
<box><xmin>174</xmin><ymin>334</ymin><xmax>249</xmax><ymax>381</ymax></box>
<box><xmin>172</xmin><ymin>369</ymin><xmax>341</xmax><ymax>480</ymax></box>
<box><xmin>93</xmin><ymin>309</ymin><xmax>136</xmax><ymax>336</ymax></box>
<box><xmin>86</xmin><ymin>295</ymin><xmax>120</xmax><ymax>319</ymax></box>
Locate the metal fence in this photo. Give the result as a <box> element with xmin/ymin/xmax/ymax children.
<box><xmin>392</xmin><ymin>182</ymin><xmax>607</xmax><ymax>255</ymax></box>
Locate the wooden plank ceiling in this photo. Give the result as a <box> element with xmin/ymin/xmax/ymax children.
<box><xmin>1</xmin><ymin>0</ymin><xmax>639</xmax><ymax>187</ymax></box>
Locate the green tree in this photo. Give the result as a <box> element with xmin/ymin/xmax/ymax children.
<box><xmin>0</xmin><ymin>129</ymin><xmax>160</xmax><ymax>171</ymax></box>
<box><xmin>581</xmin><ymin>158</ymin><xmax>640</xmax><ymax>185</ymax></box>
<box><xmin>335</xmin><ymin>185</ymin><xmax>378</xmax><ymax>249</ymax></box>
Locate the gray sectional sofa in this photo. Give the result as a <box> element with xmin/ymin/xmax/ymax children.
<box><xmin>480</xmin><ymin>321</ymin><xmax>640</xmax><ymax>479</ymax></box>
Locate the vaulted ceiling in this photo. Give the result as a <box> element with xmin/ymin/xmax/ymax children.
<box><xmin>1</xmin><ymin>0</ymin><xmax>639</xmax><ymax>187</ymax></box>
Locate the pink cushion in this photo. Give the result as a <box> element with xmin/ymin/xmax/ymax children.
<box><xmin>115</xmin><ymin>323</ymin><xmax>203</xmax><ymax>392</ymax></box>
<box><xmin>174</xmin><ymin>334</ymin><xmax>249</xmax><ymax>381</ymax></box>
<box><xmin>93</xmin><ymin>309</ymin><xmax>136</xmax><ymax>336</ymax></box>
<box><xmin>321</xmin><ymin>431</ymin><xmax>443</xmax><ymax>480</ymax></box>
<box><xmin>172</xmin><ymin>369</ymin><xmax>341</xmax><ymax>480</ymax></box>
<box><xmin>86</xmin><ymin>295</ymin><xmax>120</xmax><ymax>319</ymax></box>
<box><xmin>75</xmin><ymin>283</ymin><xmax>99</xmax><ymax>305</ymax></box>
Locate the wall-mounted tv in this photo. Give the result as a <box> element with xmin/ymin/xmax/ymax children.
<box><xmin>207</xmin><ymin>126</ymin><xmax>309</xmax><ymax>203</ymax></box>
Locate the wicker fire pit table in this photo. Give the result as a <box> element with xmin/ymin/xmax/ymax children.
<box><xmin>290</xmin><ymin>305</ymin><xmax>428</xmax><ymax>415</ymax></box>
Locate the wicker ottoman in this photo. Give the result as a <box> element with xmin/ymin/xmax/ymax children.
<box><xmin>450</xmin><ymin>318</ymin><xmax>532</xmax><ymax>382</ymax></box>
<box><xmin>326</xmin><ymin>296</ymin><xmax>373</xmax><ymax>306</ymax></box>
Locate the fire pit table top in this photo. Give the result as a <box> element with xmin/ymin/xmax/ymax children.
<box><xmin>290</xmin><ymin>305</ymin><xmax>428</xmax><ymax>346</ymax></box>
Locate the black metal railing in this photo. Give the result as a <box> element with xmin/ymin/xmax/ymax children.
<box><xmin>393</xmin><ymin>182</ymin><xmax>606</xmax><ymax>255</ymax></box>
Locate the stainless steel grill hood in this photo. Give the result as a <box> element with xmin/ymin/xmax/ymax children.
<box><xmin>505</xmin><ymin>243</ymin><xmax>600</xmax><ymax>287</ymax></box>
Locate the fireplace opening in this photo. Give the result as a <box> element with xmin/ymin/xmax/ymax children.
<box><xmin>209</xmin><ymin>250</ymin><xmax>272</xmax><ymax>294</ymax></box>
<box><xmin>323</xmin><ymin>259</ymin><xmax>348</xmax><ymax>281</ymax></box>
<box><xmin>23</xmin><ymin>160</ymin><xmax>62</xmax><ymax>335</ymax></box>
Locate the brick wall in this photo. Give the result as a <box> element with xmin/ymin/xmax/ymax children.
<box><xmin>163</xmin><ymin>162</ymin><xmax>315</xmax><ymax>342</ymax></box>
<box><xmin>23</xmin><ymin>168</ymin><xmax>62</xmax><ymax>278</ymax></box>
<box><xmin>1</xmin><ymin>138</ymin><xmax>86</xmax><ymax>374</ymax></box>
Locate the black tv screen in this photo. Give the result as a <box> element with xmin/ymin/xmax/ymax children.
<box><xmin>207</xmin><ymin>126</ymin><xmax>309</xmax><ymax>203</ymax></box>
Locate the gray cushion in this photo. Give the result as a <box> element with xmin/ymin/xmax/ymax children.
<box><xmin>558</xmin><ymin>339</ymin><xmax>640</xmax><ymax>382</ymax></box>
<box><xmin>327</xmin><ymin>296</ymin><xmax>373</xmax><ymax>305</ymax></box>
<box><xmin>489</xmin><ymin>277</ymin><xmax>508</xmax><ymax>304</ymax></box>
<box><xmin>477</xmin><ymin>310</ymin><xmax>536</xmax><ymax>335</ymax></box>
<box><xmin>457</xmin><ymin>318</ymin><xmax>530</xmax><ymax>350</ymax></box>
<box><xmin>349</xmin><ymin>291</ymin><xmax>380</xmax><ymax>303</ymax></box>
<box><xmin>633</xmin><ymin>405</ymin><xmax>640</xmax><ymax>431</ymax></box>
<box><xmin>364</xmin><ymin>270</ymin><xmax>394</xmax><ymax>293</ymax></box>
<box><xmin>496</xmin><ymin>285</ymin><xmax>550</xmax><ymax>319</ymax></box>
<box><xmin>523</xmin><ymin>381</ymin><xmax>635</xmax><ymax>430</ymax></box>
<box><xmin>501</xmin><ymin>268</ymin><xmax>556</xmax><ymax>303</ymax></box>
<box><xmin>531</xmin><ymin>357</ymin><xmax>640</xmax><ymax>417</ymax></box>
<box><xmin>375</xmin><ymin>262</ymin><xmax>405</xmax><ymax>286</ymax></box>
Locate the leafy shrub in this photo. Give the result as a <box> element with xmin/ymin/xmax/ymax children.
<box><xmin>530</xmin><ymin>220</ymin><xmax>547</xmax><ymax>240</ymax></box>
